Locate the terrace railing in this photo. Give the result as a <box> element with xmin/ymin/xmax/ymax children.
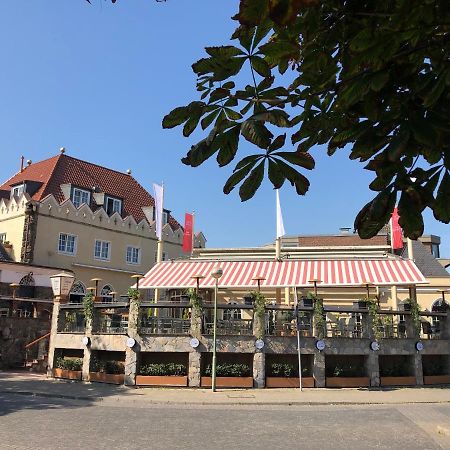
<box><xmin>139</xmin><ymin>304</ymin><xmax>191</xmax><ymax>335</ymax></box>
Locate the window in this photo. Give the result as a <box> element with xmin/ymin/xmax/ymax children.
<box><xmin>100</xmin><ymin>284</ymin><xmax>114</xmax><ymax>302</ymax></box>
<box><xmin>0</xmin><ymin>308</ymin><xmax>9</xmax><ymax>318</ymax></box>
<box><xmin>163</xmin><ymin>211</ymin><xmax>169</xmax><ymax>225</ymax></box>
<box><xmin>94</xmin><ymin>240</ymin><xmax>111</xmax><ymax>261</ymax></box>
<box><xmin>0</xmin><ymin>233</ymin><xmax>6</xmax><ymax>243</ymax></box>
<box><xmin>223</xmin><ymin>302</ymin><xmax>242</xmax><ymax>320</ymax></box>
<box><xmin>431</xmin><ymin>243</ymin><xmax>440</xmax><ymax>259</ymax></box>
<box><xmin>58</xmin><ymin>233</ymin><xmax>77</xmax><ymax>255</ymax></box>
<box><xmin>106</xmin><ymin>196</ymin><xmax>122</xmax><ymax>215</ymax></box>
<box><xmin>11</xmin><ymin>184</ymin><xmax>25</xmax><ymax>198</ymax></box>
<box><xmin>70</xmin><ymin>281</ymin><xmax>86</xmax><ymax>304</ymax></box>
<box><xmin>72</xmin><ymin>188</ymin><xmax>90</xmax><ymax>208</ymax></box>
<box><xmin>154</xmin><ymin>251</ymin><xmax>167</xmax><ymax>262</ymax></box>
<box><xmin>126</xmin><ymin>246</ymin><xmax>141</xmax><ymax>265</ymax></box>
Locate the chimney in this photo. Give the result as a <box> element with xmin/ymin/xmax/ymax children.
<box><xmin>20</xmin><ymin>156</ymin><xmax>24</xmax><ymax>172</ymax></box>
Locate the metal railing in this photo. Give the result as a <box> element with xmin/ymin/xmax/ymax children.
<box><xmin>140</xmin><ymin>317</ymin><xmax>190</xmax><ymax>335</ymax></box>
<box><xmin>204</xmin><ymin>319</ymin><xmax>253</xmax><ymax>336</ymax></box>
<box><xmin>58</xmin><ymin>311</ymin><xmax>86</xmax><ymax>333</ymax></box>
<box><xmin>95</xmin><ymin>316</ymin><xmax>128</xmax><ymax>334</ymax></box>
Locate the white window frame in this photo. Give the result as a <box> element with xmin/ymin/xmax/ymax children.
<box><xmin>11</xmin><ymin>184</ymin><xmax>25</xmax><ymax>198</ymax></box>
<box><xmin>58</xmin><ymin>233</ymin><xmax>77</xmax><ymax>256</ymax></box>
<box><xmin>94</xmin><ymin>240</ymin><xmax>111</xmax><ymax>261</ymax></box>
<box><xmin>105</xmin><ymin>196</ymin><xmax>122</xmax><ymax>215</ymax></box>
<box><xmin>0</xmin><ymin>233</ymin><xmax>6</xmax><ymax>243</ymax></box>
<box><xmin>126</xmin><ymin>246</ymin><xmax>141</xmax><ymax>265</ymax></box>
<box><xmin>72</xmin><ymin>187</ymin><xmax>91</xmax><ymax>208</ymax></box>
<box><xmin>162</xmin><ymin>211</ymin><xmax>169</xmax><ymax>225</ymax></box>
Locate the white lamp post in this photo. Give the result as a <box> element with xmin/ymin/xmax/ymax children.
<box><xmin>50</xmin><ymin>272</ymin><xmax>75</xmax><ymax>301</ymax></box>
<box><xmin>210</xmin><ymin>266</ymin><xmax>223</xmax><ymax>392</ymax></box>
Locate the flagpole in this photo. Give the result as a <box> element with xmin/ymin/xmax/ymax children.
<box><xmin>294</xmin><ymin>287</ymin><xmax>303</xmax><ymax>391</ymax></box>
<box><xmin>154</xmin><ymin>182</ymin><xmax>164</xmax><ymax>303</ymax></box>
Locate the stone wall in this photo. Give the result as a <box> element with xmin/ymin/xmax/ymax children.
<box><xmin>0</xmin><ymin>317</ymin><xmax>50</xmax><ymax>369</ymax></box>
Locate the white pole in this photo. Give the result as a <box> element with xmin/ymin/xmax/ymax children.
<box><xmin>294</xmin><ymin>287</ymin><xmax>303</xmax><ymax>391</ymax></box>
<box><xmin>407</xmin><ymin>238</ymin><xmax>414</xmax><ymax>260</ymax></box>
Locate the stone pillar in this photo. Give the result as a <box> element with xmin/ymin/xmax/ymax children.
<box><xmin>253</xmin><ymin>309</ymin><xmax>265</xmax><ymax>340</ymax></box>
<box><xmin>82</xmin><ymin>305</ymin><xmax>93</xmax><ymax>381</ymax></box>
<box><xmin>189</xmin><ymin>351</ymin><xmax>201</xmax><ymax>387</ymax></box>
<box><xmin>124</xmin><ymin>297</ymin><xmax>139</xmax><ymax>386</ymax></box>
<box><xmin>47</xmin><ymin>296</ymin><xmax>63</xmax><ymax>377</ymax></box>
<box><xmin>190</xmin><ymin>306</ymin><xmax>203</xmax><ymax>339</ymax></box>
<box><xmin>253</xmin><ymin>352</ymin><xmax>265</xmax><ymax>388</ymax></box>
<box><xmin>362</xmin><ymin>311</ymin><xmax>372</xmax><ymax>339</ymax></box>
<box><xmin>414</xmin><ymin>353</ymin><xmax>424</xmax><ymax>386</ymax></box>
<box><xmin>405</xmin><ymin>314</ymin><xmax>417</xmax><ymax>339</ymax></box>
<box><xmin>313</xmin><ymin>352</ymin><xmax>326</xmax><ymax>388</ymax></box>
<box><xmin>366</xmin><ymin>352</ymin><xmax>380</xmax><ymax>387</ymax></box>
<box><xmin>439</xmin><ymin>313</ymin><xmax>450</xmax><ymax>340</ymax></box>
<box><xmin>391</xmin><ymin>286</ymin><xmax>398</xmax><ymax>310</ymax></box>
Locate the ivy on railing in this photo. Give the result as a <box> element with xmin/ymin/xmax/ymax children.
<box><xmin>186</xmin><ymin>288</ymin><xmax>203</xmax><ymax>314</ymax></box>
<box><xmin>251</xmin><ymin>291</ymin><xmax>266</xmax><ymax>339</ymax></box>
<box><xmin>311</xmin><ymin>293</ymin><xmax>325</xmax><ymax>339</ymax></box>
<box><xmin>128</xmin><ymin>288</ymin><xmax>141</xmax><ymax>331</ymax></box>
<box><xmin>367</xmin><ymin>298</ymin><xmax>382</xmax><ymax>341</ymax></box>
<box><xmin>83</xmin><ymin>293</ymin><xmax>94</xmax><ymax>325</ymax></box>
<box><xmin>405</xmin><ymin>298</ymin><xmax>421</xmax><ymax>336</ymax></box>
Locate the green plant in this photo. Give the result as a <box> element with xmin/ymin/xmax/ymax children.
<box><xmin>268</xmin><ymin>362</ymin><xmax>310</xmax><ymax>377</ymax></box>
<box><xmin>250</xmin><ymin>291</ymin><xmax>266</xmax><ymax>339</ymax></box>
<box><xmin>139</xmin><ymin>363</ymin><xmax>187</xmax><ymax>376</ymax></box>
<box><xmin>312</xmin><ymin>295</ymin><xmax>325</xmax><ymax>339</ymax></box>
<box><xmin>90</xmin><ymin>357</ymin><xmax>124</xmax><ymax>374</ymax></box>
<box><xmin>128</xmin><ymin>288</ymin><xmax>141</xmax><ymax>331</ymax></box>
<box><xmin>83</xmin><ymin>293</ymin><xmax>95</xmax><ymax>324</ymax></box>
<box><xmin>186</xmin><ymin>288</ymin><xmax>203</xmax><ymax>313</ymax></box>
<box><xmin>330</xmin><ymin>364</ymin><xmax>365</xmax><ymax>378</ymax></box>
<box><xmin>55</xmin><ymin>357</ymin><xmax>82</xmax><ymax>371</ymax></box>
<box><xmin>405</xmin><ymin>298</ymin><xmax>421</xmax><ymax>336</ymax></box>
<box><xmin>367</xmin><ymin>298</ymin><xmax>382</xmax><ymax>341</ymax></box>
<box><xmin>423</xmin><ymin>362</ymin><xmax>445</xmax><ymax>377</ymax></box>
<box><xmin>204</xmin><ymin>362</ymin><xmax>251</xmax><ymax>377</ymax></box>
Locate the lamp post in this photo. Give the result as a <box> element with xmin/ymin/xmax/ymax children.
<box><xmin>437</xmin><ymin>289</ymin><xmax>449</xmax><ymax>306</ymax></box>
<box><xmin>131</xmin><ymin>274</ymin><xmax>144</xmax><ymax>291</ymax></box>
<box><xmin>308</xmin><ymin>279</ymin><xmax>322</xmax><ymax>297</ymax></box>
<box><xmin>191</xmin><ymin>274</ymin><xmax>205</xmax><ymax>294</ymax></box>
<box><xmin>252</xmin><ymin>275</ymin><xmax>266</xmax><ymax>293</ymax></box>
<box><xmin>210</xmin><ymin>266</ymin><xmax>223</xmax><ymax>392</ymax></box>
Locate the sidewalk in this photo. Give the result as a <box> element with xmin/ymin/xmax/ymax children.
<box><xmin>1</xmin><ymin>371</ymin><xmax>450</xmax><ymax>406</ymax></box>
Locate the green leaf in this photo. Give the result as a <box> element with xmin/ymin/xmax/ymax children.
<box><xmin>267</xmin><ymin>134</ymin><xmax>286</xmax><ymax>152</ymax></box>
<box><xmin>274</xmin><ymin>159</ymin><xmax>310</xmax><ymax>195</ymax></box>
<box><xmin>223</xmin><ymin>160</ymin><xmax>258</xmax><ymax>195</ymax></box>
<box><xmin>239</xmin><ymin>161</ymin><xmax>265</xmax><ymax>201</ymax></box>
<box><xmin>350</xmin><ymin>29</ymin><xmax>375</xmax><ymax>52</ymax></box>
<box><xmin>272</xmin><ymin>151</ymin><xmax>315</xmax><ymax>170</ymax></box>
<box><xmin>234</xmin><ymin>155</ymin><xmax>263</xmax><ymax>171</ymax></box>
<box><xmin>369</xmin><ymin>72</ymin><xmax>389</xmax><ymax>92</ymax></box>
<box><xmin>252</xmin><ymin>109</ymin><xmax>290</xmax><ymax>127</ymax></box>
<box><xmin>201</xmin><ymin>109</ymin><xmax>220</xmax><ymax>130</ymax></box>
<box><xmin>234</xmin><ymin>0</ymin><xmax>270</xmax><ymax>26</ymax></box>
<box><xmin>241</xmin><ymin>120</ymin><xmax>273</xmax><ymax>149</ymax></box>
<box><xmin>268</xmin><ymin>159</ymin><xmax>285</xmax><ymax>189</ymax></box>
<box><xmin>215</xmin><ymin>126</ymin><xmax>241</xmax><ymax>167</ymax></box>
<box><xmin>433</xmin><ymin>171</ymin><xmax>450</xmax><ymax>223</ymax></box>
<box><xmin>251</xmin><ymin>55</ymin><xmax>271</xmax><ymax>78</ymax></box>
<box><xmin>398</xmin><ymin>191</ymin><xmax>424</xmax><ymax>239</ymax></box>
<box><xmin>181</xmin><ymin>140</ymin><xmax>217</xmax><ymax>167</ymax></box>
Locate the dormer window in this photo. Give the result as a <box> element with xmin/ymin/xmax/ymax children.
<box><xmin>105</xmin><ymin>196</ymin><xmax>122</xmax><ymax>215</ymax></box>
<box><xmin>163</xmin><ymin>211</ymin><xmax>169</xmax><ymax>225</ymax></box>
<box><xmin>71</xmin><ymin>187</ymin><xmax>91</xmax><ymax>208</ymax></box>
<box><xmin>11</xmin><ymin>183</ymin><xmax>25</xmax><ymax>198</ymax></box>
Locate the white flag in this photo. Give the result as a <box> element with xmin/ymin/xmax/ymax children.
<box><xmin>153</xmin><ymin>183</ymin><xmax>164</xmax><ymax>240</ymax></box>
<box><xmin>276</xmin><ymin>189</ymin><xmax>285</xmax><ymax>239</ymax></box>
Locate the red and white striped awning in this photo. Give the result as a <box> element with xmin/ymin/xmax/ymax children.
<box><xmin>140</xmin><ymin>259</ymin><xmax>426</xmax><ymax>289</ymax></box>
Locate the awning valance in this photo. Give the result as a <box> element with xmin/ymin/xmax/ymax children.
<box><xmin>140</xmin><ymin>259</ymin><xmax>426</xmax><ymax>289</ymax></box>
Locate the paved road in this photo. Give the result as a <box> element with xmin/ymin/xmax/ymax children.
<box><xmin>1</xmin><ymin>392</ymin><xmax>450</xmax><ymax>449</ymax></box>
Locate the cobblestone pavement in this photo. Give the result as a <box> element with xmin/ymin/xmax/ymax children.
<box><xmin>1</xmin><ymin>392</ymin><xmax>450</xmax><ymax>449</ymax></box>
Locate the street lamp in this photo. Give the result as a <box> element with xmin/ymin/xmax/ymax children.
<box><xmin>210</xmin><ymin>266</ymin><xmax>223</xmax><ymax>392</ymax></box>
<box><xmin>131</xmin><ymin>274</ymin><xmax>144</xmax><ymax>290</ymax></box>
<box><xmin>50</xmin><ymin>272</ymin><xmax>75</xmax><ymax>302</ymax></box>
<box><xmin>252</xmin><ymin>275</ymin><xmax>266</xmax><ymax>292</ymax></box>
<box><xmin>191</xmin><ymin>274</ymin><xmax>205</xmax><ymax>294</ymax></box>
<box><xmin>308</xmin><ymin>279</ymin><xmax>322</xmax><ymax>297</ymax></box>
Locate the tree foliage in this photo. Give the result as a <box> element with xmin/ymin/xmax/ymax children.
<box><xmin>160</xmin><ymin>0</ymin><xmax>449</xmax><ymax>239</ymax></box>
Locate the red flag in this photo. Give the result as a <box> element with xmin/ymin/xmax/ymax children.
<box><xmin>182</xmin><ymin>213</ymin><xmax>194</xmax><ymax>253</ymax></box>
<box><xmin>391</xmin><ymin>207</ymin><xmax>403</xmax><ymax>250</ymax></box>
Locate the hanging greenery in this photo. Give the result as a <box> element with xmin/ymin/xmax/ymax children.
<box><xmin>186</xmin><ymin>288</ymin><xmax>203</xmax><ymax>313</ymax></box>
<box><xmin>251</xmin><ymin>291</ymin><xmax>266</xmax><ymax>319</ymax></box>
<box><xmin>127</xmin><ymin>288</ymin><xmax>141</xmax><ymax>331</ymax></box>
<box><xmin>367</xmin><ymin>298</ymin><xmax>382</xmax><ymax>341</ymax></box>
<box><xmin>83</xmin><ymin>293</ymin><xmax>95</xmax><ymax>324</ymax></box>
<box><xmin>312</xmin><ymin>295</ymin><xmax>325</xmax><ymax>340</ymax></box>
<box><xmin>405</xmin><ymin>298</ymin><xmax>421</xmax><ymax>336</ymax></box>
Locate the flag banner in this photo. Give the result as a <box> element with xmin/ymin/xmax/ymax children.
<box><xmin>153</xmin><ymin>183</ymin><xmax>164</xmax><ymax>240</ymax></box>
<box><xmin>391</xmin><ymin>207</ymin><xmax>403</xmax><ymax>250</ymax></box>
<box><xmin>182</xmin><ymin>212</ymin><xmax>194</xmax><ymax>253</ymax></box>
<box><xmin>276</xmin><ymin>189</ymin><xmax>285</xmax><ymax>239</ymax></box>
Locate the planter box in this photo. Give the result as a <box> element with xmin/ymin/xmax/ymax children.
<box><xmin>53</xmin><ymin>368</ymin><xmax>82</xmax><ymax>381</ymax></box>
<box><xmin>135</xmin><ymin>375</ymin><xmax>188</xmax><ymax>387</ymax></box>
<box><xmin>326</xmin><ymin>377</ymin><xmax>370</xmax><ymax>388</ymax></box>
<box><xmin>89</xmin><ymin>372</ymin><xmax>124</xmax><ymax>385</ymax></box>
<box><xmin>201</xmin><ymin>376</ymin><xmax>253</xmax><ymax>388</ymax></box>
<box><xmin>380</xmin><ymin>376</ymin><xmax>416</xmax><ymax>386</ymax></box>
<box><xmin>266</xmin><ymin>377</ymin><xmax>315</xmax><ymax>388</ymax></box>
<box><xmin>424</xmin><ymin>375</ymin><xmax>450</xmax><ymax>385</ymax></box>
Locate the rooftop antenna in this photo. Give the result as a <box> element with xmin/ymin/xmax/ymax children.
<box><xmin>20</xmin><ymin>156</ymin><xmax>24</xmax><ymax>172</ymax></box>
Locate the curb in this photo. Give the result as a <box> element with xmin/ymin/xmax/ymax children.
<box><xmin>2</xmin><ymin>390</ymin><xmax>450</xmax><ymax>406</ymax></box>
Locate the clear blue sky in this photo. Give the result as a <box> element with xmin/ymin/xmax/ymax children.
<box><xmin>0</xmin><ymin>1</ymin><xmax>448</xmax><ymax>256</ymax></box>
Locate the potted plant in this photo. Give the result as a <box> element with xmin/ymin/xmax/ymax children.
<box><xmin>136</xmin><ymin>363</ymin><xmax>188</xmax><ymax>386</ymax></box>
<box><xmin>89</xmin><ymin>358</ymin><xmax>125</xmax><ymax>384</ymax></box>
<box><xmin>423</xmin><ymin>362</ymin><xmax>450</xmax><ymax>385</ymax></box>
<box><xmin>201</xmin><ymin>362</ymin><xmax>253</xmax><ymax>388</ymax></box>
<box><xmin>53</xmin><ymin>357</ymin><xmax>83</xmax><ymax>380</ymax></box>
<box><xmin>380</xmin><ymin>363</ymin><xmax>416</xmax><ymax>386</ymax></box>
<box><xmin>266</xmin><ymin>362</ymin><xmax>314</xmax><ymax>388</ymax></box>
<box><xmin>326</xmin><ymin>363</ymin><xmax>370</xmax><ymax>388</ymax></box>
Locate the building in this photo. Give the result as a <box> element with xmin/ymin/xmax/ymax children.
<box><xmin>0</xmin><ymin>149</ymin><xmax>205</xmax><ymax>301</ymax></box>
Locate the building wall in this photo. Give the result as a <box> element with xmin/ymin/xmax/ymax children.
<box><xmin>0</xmin><ymin>196</ymin><xmax>27</xmax><ymax>261</ymax></box>
<box><xmin>32</xmin><ymin>195</ymin><xmax>187</xmax><ymax>297</ymax></box>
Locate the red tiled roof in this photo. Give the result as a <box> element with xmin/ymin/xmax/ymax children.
<box><xmin>0</xmin><ymin>153</ymin><xmax>181</xmax><ymax>229</ymax></box>
<box><xmin>298</xmin><ymin>235</ymin><xmax>388</xmax><ymax>247</ymax></box>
